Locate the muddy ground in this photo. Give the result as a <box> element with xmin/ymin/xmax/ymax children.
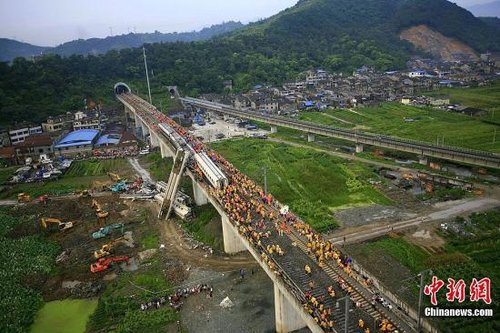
<box><xmin>12</xmin><ymin>194</ymin><xmax>149</xmax><ymax>300</ymax></box>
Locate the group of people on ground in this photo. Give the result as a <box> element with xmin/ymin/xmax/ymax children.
<box><xmin>140</xmin><ymin>284</ymin><xmax>213</xmax><ymax>312</ymax></box>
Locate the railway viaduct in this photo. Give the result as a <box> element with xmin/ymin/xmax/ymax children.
<box><xmin>114</xmin><ymin>82</ymin><xmax>433</xmax><ymax>333</ymax></box>
<box><xmin>180</xmin><ymin>97</ymin><xmax>500</xmax><ymax>169</ymax></box>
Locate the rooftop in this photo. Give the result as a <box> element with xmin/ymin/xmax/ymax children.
<box><xmin>18</xmin><ymin>134</ymin><xmax>53</xmax><ymax>147</ymax></box>
<box><xmin>95</xmin><ymin>133</ymin><xmax>121</xmax><ymax>147</ymax></box>
<box><xmin>54</xmin><ymin>129</ymin><xmax>99</xmax><ymax>149</ymax></box>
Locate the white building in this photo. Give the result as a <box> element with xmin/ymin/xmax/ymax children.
<box><xmin>9</xmin><ymin>126</ymin><xmax>42</xmax><ymax>145</ymax></box>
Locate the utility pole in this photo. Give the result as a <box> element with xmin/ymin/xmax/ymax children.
<box><xmin>493</xmin><ymin>128</ymin><xmax>497</xmax><ymax>144</ymax></box>
<box><xmin>417</xmin><ymin>269</ymin><xmax>432</xmax><ymax>333</ymax></box>
<box><xmin>143</xmin><ymin>47</ymin><xmax>152</xmax><ymax>104</ymax></box>
<box><xmin>344</xmin><ymin>296</ymin><xmax>349</xmax><ymax>333</ymax></box>
<box><xmin>263</xmin><ymin>166</ymin><xmax>267</xmax><ymax>194</ymax></box>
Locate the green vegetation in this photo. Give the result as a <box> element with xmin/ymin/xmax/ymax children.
<box><xmin>0</xmin><ymin>210</ymin><xmax>60</xmax><ymax>333</ymax></box>
<box><xmin>182</xmin><ymin>205</ymin><xmax>223</xmax><ymax>252</ymax></box>
<box><xmin>30</xmin><ymin>299</ymin><xmax>98</xmax><ymax>333</ymax></box>
<box><xmin>363</xmin><ymin>236</ymin><xmax>428</xmax><ymax>273</ymax></box>
<box><xmin>357</xmin><ymin>211</ymin><xmax>500</xmax><ymax>333</ymax></box>
<box><xmin>0</xmin><ymin>176</ymin><xmax>103</xmax><ymax>199</ymax></box>
<box><xmin>2</xmin><ymin>0</ymin><xmax>499</xmax><ymax>125</ymax></box>
<box><xmin>211</xmin><ymin>139</ymin><xmax>390</xmax><ymax>231</ymax></box>
<box><xmin>417</xmin><ymin>186</ymin><xmax>472</xmax><ymax>202</ymax></box>
<box><xmin>139</xmin><ymin>152</ymin><xmax>173</xmax><ymax>182</ymax></box>
<box><xmin>298</xmin><ymin>102</ymin><xmax>500</xmax><ymax>152</ymax></box>
<box><xmin>425</xmin><ymin>81</ymin><xmax>500</xmax><ymax>124</ymax></box>
<box><xmin>87</xmin><ymin>253</ymin><xmax>178</xmax><ymax>333</ymax></box>
<box><xmin>0</xmin><ymin>159</ymin><xmax>133</xmax><ymax>199</ymax></box>
<box><xmin>64</xmin><ymin>159</ymin><xmax>131</xmax><ymax>177</ymax></box>
<box><xmin>0</xmin><ymin>166</ymin><xmax>17</xmax><ymax>184</ymax></box>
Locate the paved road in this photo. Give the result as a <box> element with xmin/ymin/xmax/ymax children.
<box><xmin>128</xmin><ymin>158</ymin><xmax>153</xmax><ymax>184</ymax></box>
<box><xmin>0</xmin><ymin>200</ymin><xmax>17</xmax><ymax>206</ymax></box>
<box><xmin>328</xmin><ymin>197</ymin><xmax>500</xmax><ymax>245</ymax></box>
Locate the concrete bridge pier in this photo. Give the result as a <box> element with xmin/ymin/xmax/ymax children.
<box><xmin>271</xmin><ymin>126</ymin><xmax>278</xmax><ymax>134</ymax></box>
<box><xmin>221</xmin><ymin>214</ymin><xmax>247</xmax><ymax>254</ymax></box>
<box><xmin>192</xmin><ymin>181</ymin><xmax>208</xmax><ymax>206</ymax></box>
<box><xmin>141</xmin><ymin>122</ymin><xmax>150</xmax><ymax>138</ymax></box>
<box><xmin>307</xmin><ymin>133</ymin><xmax>315</xmax><ymax>142</ymax></box>
<box><xmin>134</xmin><ymin>114</ymin><xmax>143</xmax><ymax>139</ymax></box>
<box><xmin>150</xmin><ymin>132</ymin><xmax>159</xmax><ymax>148</ymax></box>
<box><xmin>160</xmin><ymin>143</ymin><xmax>173</xmax><ymax>158</ymax></box>
<box><xmin>274</xmin><ymin>284</ymin><xmax>307</xmax><ymax>333</ymax></box>
<box><xmin>355</xmin><ymin>143</ymin><xmax>364</xmax><ymax>153</ymax></box>
<box><xmin>419</xmin><ymin>155</ymin><xmax>428</xmax><ymax>165</ymax></box>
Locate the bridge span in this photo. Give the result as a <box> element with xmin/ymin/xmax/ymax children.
<box><xmin>180</xmin><ymin>96</ymin><xmax>500</xmax><ymax>169</ymax></box>
<box><xmin>115</xmin><ymin>84</ymin><xmax>430</xmax><ymax>333</ymax></box>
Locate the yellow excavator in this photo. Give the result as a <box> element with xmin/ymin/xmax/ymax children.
<box><xmin>94</xmin><ymin>235</ymin><xmax>132</xmax><ymax>259</ymax></box>
<box><xmin>77</xmin><ymin>189</ymin><xmax>91</xmax><ymax>198</ymax></box>
<box><xmin>40</xmin><ymin>218</ymin><xmax>74</xmax><ymax>231</ymax></box>
<box><xmin>107</xmin><ymin>172</ymin><xmax>121</xmax><ymax>182</ymax></box>
<box><xmin>91</xmin><ymin>199</ymin><xmax>109</xmax><ymax>225</ymax></box>
<box><xmin>17</xmin><ymin>192</ymin><xmax>31</xmax><ymax>203</ymax></box>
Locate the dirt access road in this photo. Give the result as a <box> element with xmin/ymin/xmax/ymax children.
<box><xmin>328</xmin><ymin>196</ymin><xmax>500</xmax><ymax>245</ymax></box>
<box><xmin>128</xmin><ymin>157</ymin><xmax>258</xmax><ymax>271</ymax></box>
<box><xmin>160</xmin><ymin>219</ymin><xmax>258</xmax><ymax>271</ymax></box>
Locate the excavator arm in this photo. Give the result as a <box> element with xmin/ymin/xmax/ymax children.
<box><xmin>41</xmin><ymin>218</ymin><xmax>74</xmax><ymax>231</ymax></box>
<box><xmin>93</xmin><ymin>236</ymin><xmax>129</xmax><ymax>259</ymax></box>
<box><xmin>90</xmin><ymin>255</ymin><xmax>129</xmax><ymax>273</ymax></box>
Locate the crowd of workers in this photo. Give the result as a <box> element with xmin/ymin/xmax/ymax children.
<box><xmin>140</xmin><ymin>284</ymin><xmax>213</xmax><ymax>312</ymax></box>
<box><xmin>121</xmin><ymin>93</ymin><xmax>398</xmax><ymax>332</ymax></box>
<box><xmin>92</xmin><ymin>146</ymin><xmax>139</xmax><ymax>159</ymax></box>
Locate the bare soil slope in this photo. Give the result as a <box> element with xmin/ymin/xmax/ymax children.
<box><xmin>400</xmin><ymin>25</ymin><xmax>478</xmax><ymax>61</ymax></box>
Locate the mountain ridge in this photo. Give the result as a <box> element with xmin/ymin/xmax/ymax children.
<box><xmin>0</xmin><ymin>21</ymin><xmax>244</xmax><ymax>62</ymax></box>
<box><xmin>1</xmin><ymin>0</ymin><xmax>499</xmax><ymax>125</ymax></box>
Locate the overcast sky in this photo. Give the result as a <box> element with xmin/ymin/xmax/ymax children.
<box><xmin>0</xmin><ymin>0</ymin><xmax>493</xmax><ymax>46</ymax></box>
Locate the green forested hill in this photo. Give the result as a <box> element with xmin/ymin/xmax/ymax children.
<box><xmin>1</xmin><ymin>0</ymin><xmax>499</xmax><ymax>126</ymax></box>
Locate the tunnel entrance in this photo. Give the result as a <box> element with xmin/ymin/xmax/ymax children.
<box><xmin>114</xmin><ymin>82</ymin><xmax>131</xmax><ymax>94</ymax></box>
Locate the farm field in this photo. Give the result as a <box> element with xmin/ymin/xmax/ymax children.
<box><xmin>298</xmin><ymin>102</ymin><xmax>500</xmax><ymax>152</ymax></box>
<box><xmin>425</xmin><ymin>81</ymin><xmax>500</xmax><ymax>123</ymax></box>
<box><xmin>0</xmin><ymin>210</ymin><xmax>59</xmax><ymax>333</ymax></box>
<box><xmin>211</xmin><ymin>138</ymin><xmax>391</xmax><ymax>231</ymax></box>
<box><xmin>138</xmin><ymin>152</ymin><xmax>173</xmax><ymax>182</ymax></box>
<box><xmin>31</xmin><ymin>299</ymin><xmax>98</xmax><ymax>333</ymax></box>
<box><xmin>64</xmin><ymin>159</ymin><xmax>132</xmax><ymax>177</ymax></box>
<box><xmin>347</xmin><ymin>210</ymin><xmax>500</xmax><ymax>333</ymax></box>
<box><xmin>0</xmin><ymin>159</ymin><xmax>133</xmax><ymax>199</ymax></box>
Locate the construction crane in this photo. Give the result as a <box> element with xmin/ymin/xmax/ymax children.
<box><xmin>94</xmin><ymin>234</ymin><xmax>133</xmax><ymax>259</ymax></box>
<box><xmin>40</xmin><ymin>218</ymin><xmax>74</xmax><ymax>231</ymax></box>
<box><xmin>90</xmin><ymin>255</ymin><xmax>129</xmax><ymax>273</ymax></box>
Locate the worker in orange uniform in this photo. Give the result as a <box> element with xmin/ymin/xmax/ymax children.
<box><xmin>358</xmin><ymin>319</ymin><xmax>364</xmax><ymax>328</ymax></box>
<box><xmin>305</xmin><ymin>264</ymin><xmax>312</xmax><ymax>276</ymax></box>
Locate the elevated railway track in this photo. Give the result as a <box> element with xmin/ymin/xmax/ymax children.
<box><xmin>117</xmin><ymin>89</ymin><xmax>426</xmax><ymax>332</ymax></box>
<box><xmin>181</xmin><ymin>97</ymin><xmax>500</xmax><ymax>169</ymax></box>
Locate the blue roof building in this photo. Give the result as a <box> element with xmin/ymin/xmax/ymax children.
<box><xmin>54</xmin><ymin>129</ymin><xmax>100</xmax><ymax>156</ymax></box>
<box><xmin>94</xmin><ymin>133</ymin><xmax>121</xmax><ymax>147</ymax></box>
